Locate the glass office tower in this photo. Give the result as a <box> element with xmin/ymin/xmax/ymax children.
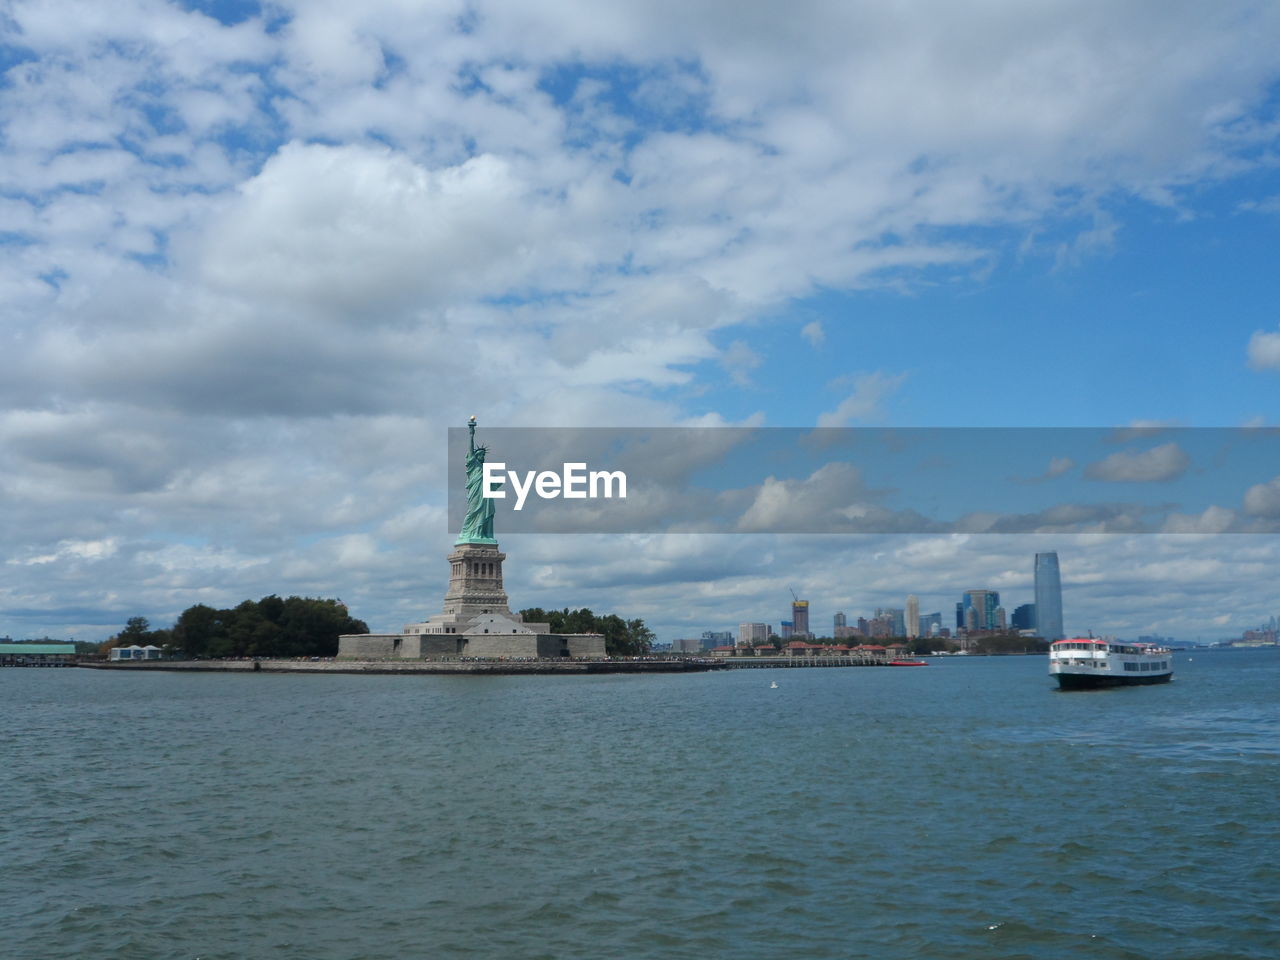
<box><xmin>1034</xmin><ymin>552</ymin><xmax>1065</xmax><ymax>640</ymax></box>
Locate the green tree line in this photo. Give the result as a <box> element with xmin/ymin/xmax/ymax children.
<box><xmin>101</xmin><ymin>596</ymin><xmax>368</xmax><ymax>659</ymax></box>
<box><xmin>519</xmin><ymin>607</ymin><xmax>654</xmax><ymax>656</ymax></box>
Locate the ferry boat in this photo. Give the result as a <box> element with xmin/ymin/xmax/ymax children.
<box><xmin>1049</xmin><ymin>638</ymin><xmax>1173</xmax><ymax>689</ymax></box>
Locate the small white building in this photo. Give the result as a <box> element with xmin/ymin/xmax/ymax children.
<box><xmin>110</xmin><ymin>644</ymin><xmax>163</xmax><ymax>661</ymax></box>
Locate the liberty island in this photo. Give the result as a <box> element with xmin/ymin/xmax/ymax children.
<box><xmin>336</xmin><ymin>418</ymin><xmax>607</xmax><ymax>661</ymax></box>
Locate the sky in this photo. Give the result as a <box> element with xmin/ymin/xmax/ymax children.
<box><xmin>2</xmin><ymin>0</ymin><xmax>1280</xmax><ymax>644</ymax></box>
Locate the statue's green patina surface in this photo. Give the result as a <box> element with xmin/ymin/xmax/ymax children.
<box><xmin>456</xmin><ymin>417</ymin><xmax>498</xmax><ymax>544</ymax></box>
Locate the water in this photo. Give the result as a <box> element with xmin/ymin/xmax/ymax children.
<box><xmin>4</xmin><ymin>653</ymin><xmax>1279</xmax><ymax>959</ymax></box>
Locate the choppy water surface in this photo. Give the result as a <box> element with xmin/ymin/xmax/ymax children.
<box><xmin>4</xmin><ymin>652</ymin><xmax>1279</xmax><ymax>960</ymax></box>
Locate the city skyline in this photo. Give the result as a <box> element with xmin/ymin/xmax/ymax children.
<box><xmin>2</xmin><ymin>3</ymin><xmax>1280</xmax><ymax>644</ymax></box>
<box><xmin>720</xmin><ymin>552</ymin><xmax>1062</xmax><ymax>644</ymax></box>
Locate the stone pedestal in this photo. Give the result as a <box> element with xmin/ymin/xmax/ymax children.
<box><xmin>336</xmin><ymin>537</ymin><xmax>607</xmax><ymax>661</ymax></box>
<box><xmin>442</xmin><ymin>542</ymin><xmax>511</xmax><ymax>617</ymax></box>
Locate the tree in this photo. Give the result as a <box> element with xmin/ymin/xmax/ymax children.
<box><xmin>120</xmin><ymin>596</ymin><xmax>369</xmax><ymax>659</ymax></box>
<box><xmin>120</xmin><ymin>617</ymin><xmax>150</xmax><ymax>642</ymax></box>
<box><xmin>173</xmin><ymin>604</ymin><xmax>226</xmax><ymax>658</ymax></box>
<box><xmin>519</xmin><ymin>606</ymin><xmax>654</xmax><ymax>656</ymax></box>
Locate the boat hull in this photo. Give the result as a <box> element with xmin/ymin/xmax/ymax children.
<box><xmin>1054</xmin><ymin>671</ymin><xmax>1172</xmax><ymax>690</ymax></box>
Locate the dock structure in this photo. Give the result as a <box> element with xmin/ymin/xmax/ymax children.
<box><xmin>712</xmin><ymin>655</ymin><xmax>891</xmax><ymax>669</ymax></box>
<box><xmin>0</xmin><ymin>643</ymin><xmax>79</xmax><ymax>666</ymax></box>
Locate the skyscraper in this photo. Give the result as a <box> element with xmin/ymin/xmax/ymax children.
<box><xmin>877</xmin><ymin>607</ymin><xmax>905</xmax><ymax>636</ymax></box>
<box><xmin>834</xmin><ymin>611</ymin><xmax>847</xmax><ymax>631</ymax></box>
<box><xmin>1034</xmin><ymin>552</ymin><xmax>1064</xmax><ymax>640</ymax></box>
<box><xmin>1011</xmin><ymin>603</ymin><xmax>1037</xmax><ymax>631</ymax></box>
<box><xmin>792</xmin><ymin>600</ymin><xmax>810</xmax><ymax>638</ymax></box>
<box><xmin>962</xmin><ymin>589</ymin><xmax>1000</xmax><ymax>631</ymax></box>
<box><xmin>906</xmin><ymin>595</ymin><xmax>920</xmax><ymax>638</ymax></box>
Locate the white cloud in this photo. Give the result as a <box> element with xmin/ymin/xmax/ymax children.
<box><xmin>1238</xmin><ymin>195</ymin><xmax>1280</xmax><ymax>214</ymax></box>
<box><xmin>732</xmin><ymin>463</ymin><xmax>918</xmax><ymax>533</ymax></box>
<box><xmin>1044</xmin><ymin>456</ymin><xmax>1075</xmax><ymax>479</ymax></box>
<box><xmin>1247</xmin><ymin>330</ymin><xmax>1280</xmax><ymax>370</ymax></box>
<box><xmin>1014</xmin><ymin>455</ymin><xmax>1076</xmax><ymax>484</ymax></box>
<box><xmin>801</xmin><ymin>320</ymin><xmax>825</xmax><ymax>346</ymax></box>
<box><xmin>1161</xmin><ymin>506</ymin><xmax>1238</xmax><ymax>534</ymax></box>
<box><xmin>817</xmin><ymin>371</ymin><xmax>907</xmax><ymax>427</ymax></box>
<box><xmin>1243</xmin><ymin>476</ymin><xmax>1280</xmax><ymax>517</ymax></box>
<box><xmin>1083</xmin><ymin>443</ymin><xmax>1191</xmax><ymax>483</ymax></box>
<box><xmin>8</xmin><ymin>538</ymin><xmax>120</xmax><ymax>566</ymax></box>
<box><xmin>200</xmin><ymin>144</ymin><xmax>553</xmax><ymax>314</ymax></box>
<box><xmin>721</xmin><ymin>339</ymin><xmax>763</xmax><ymax>387</ymax></box>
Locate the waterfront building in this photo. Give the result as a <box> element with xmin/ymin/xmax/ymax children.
<box><xmin>834</xmin><ymin>611</ymin><xmax>847</xmax><ymax>631</ymax></box>
<box><xmin>905</xmin><ymin>595</ymin><xmax>920</xmax><ymax>638</ymax></box>
<box><xmin>1034</xmin><ymin>552</ymin><xmax>1065</xmax><ymax>640</ymax></box>
<box><xmin>1238</xmin><ymin>629</ymin><xmax>1278</xmax><ymax>646</ymax></box>
<box><xmin>780</xmin><ymin>621</ymin><xmax>795</xmax><ymax>640</ymax></box>
<box><xmin>701</xmin><ymin>631</ymin><xmax>733</xmax><ymax>646</ymax></box>
<box><xmin>1011</xmin><ymin>603</ymin><xmax>1037</xmax><ymax>631</ymax></box>
<box><xmin>738</xmin><ymin>622</ymin><xmax>770</xmax><ymax>646</ymax></box>
<box><xmin>109</xmin><ymin>644</ymin><xmax>162</xmax><ymax>661</ymax></box>
<box><xmin>920</xmin><ymin>612</ymin><xmax>942</xmax><ymax>636</ymax></box>
<box><xmin>672</xmin><ymin>637</ymin><xmax>702</xmax><ymax>654</ymax></box>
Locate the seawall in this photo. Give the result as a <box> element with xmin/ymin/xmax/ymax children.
<box><xmin>78</xmin><ymin>659</ymin><xmax>717</xmax><ymax>676</ymax></box>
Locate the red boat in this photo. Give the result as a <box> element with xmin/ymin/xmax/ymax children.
<box><xmin>888</xmin><ymin>659</ymin><xmax>928</xmax><ymax>666</ymax></box>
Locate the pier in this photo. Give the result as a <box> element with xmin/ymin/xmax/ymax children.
<box><xmin>0</xmin><ymin>658</ymin><xmax>76</xmax><ymax>667</ymax></box>
<box><xmin>0</xmin><ymin>642</ymin><xmax>79</xmax><ymax>667</ymax></box>
<box><xmin>711</xmin><ymin>655</ymin><xmax>891</xmax><ymax>669</ymax></box>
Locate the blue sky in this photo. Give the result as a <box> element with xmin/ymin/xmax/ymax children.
<box><xmin>2</xmin><ymin>0</ymin><xmax>1280</xmax><ymax>643</ymax></box>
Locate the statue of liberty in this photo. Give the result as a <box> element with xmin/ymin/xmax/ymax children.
<box><xmin>457</xmin><ymin>416</ymin><xmax>498</xmax><ymax>544</ymax></box>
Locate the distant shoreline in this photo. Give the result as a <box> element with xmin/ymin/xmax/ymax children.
<box><xmin>72</xmin><ymin>651</ymin><xmax>1072</xmax><ymax>676</ymax></box>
